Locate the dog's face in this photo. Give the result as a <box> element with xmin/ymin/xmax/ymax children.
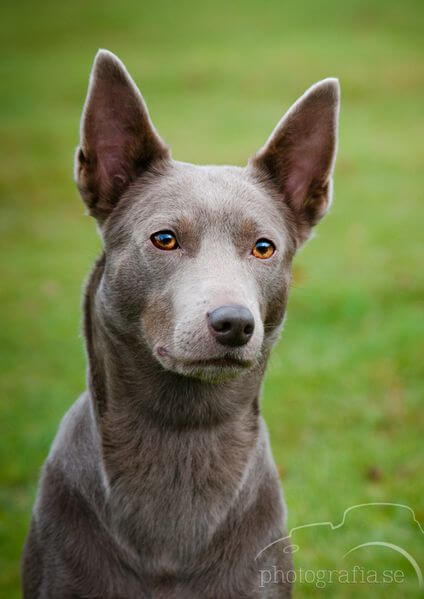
<box><xmin>96</xmin><ymin>163</ymin><xmax>292</xmax><ymax>382</ymax></box>
<box><xmin>75</xmin><ymin>50</ymin><xmax>339</xmax><ymax>382</ymax></box>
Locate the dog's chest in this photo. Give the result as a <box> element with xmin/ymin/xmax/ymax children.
<box><xmin>103</xmin><ymin>421</ymin><xmax>256</xmax><ymax>569</ymax></box>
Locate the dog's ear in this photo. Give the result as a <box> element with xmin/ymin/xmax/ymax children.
<box><xmin>75</xmin><ymin>50</ymin><xmax>169</xmax><ymax>222</ymax></box>
<box><xmin>250</xmin><ymin>78</ymin><xmax>340</xmax><ymax>245</ymax></box>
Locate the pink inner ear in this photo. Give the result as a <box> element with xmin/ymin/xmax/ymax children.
<box><xmin>284</xmin><ymin>129</ymin><xmax>332</xmax><ymax>210</ymax></box>
<box><xmin>285</xmin><ymin>160</ymin><xmax>312</xmax><ymax>205</ymax></box>
<box><xmin>98</xmin><ymin>151</ymin><xmax>126</xmax><ymax>186</ymax></box>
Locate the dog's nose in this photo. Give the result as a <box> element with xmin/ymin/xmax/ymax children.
<box><xmin>207</xmin><ymin>305</ymin><xmax>255</xmax><ymax>347</ymax></box>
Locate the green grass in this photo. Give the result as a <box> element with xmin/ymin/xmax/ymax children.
<box><xmin>1</xmin><ymin>0</ymin><xmax>423</xmax><ymax>596</ymax></box>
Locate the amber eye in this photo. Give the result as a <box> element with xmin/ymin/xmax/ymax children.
<box><xmin>252</xmin><ymin>238</ymin><xmax>275</xmax><ymax>259</ymax></box>
<box><xmin>151</xmin><ymin>230</ymin><xmax>179</xmax><ymax>251</ymax></box>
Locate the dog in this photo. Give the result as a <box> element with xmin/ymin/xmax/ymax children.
<box><xmin>22</xmin><ymin>49</ymin><xmax>339</xmax><ymax>598</ymax></box>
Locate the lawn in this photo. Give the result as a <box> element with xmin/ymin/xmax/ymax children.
<box><xmin>0</xmin><ymin>0</ymin><xmax>423</xmax><ymax>596</ymax></box>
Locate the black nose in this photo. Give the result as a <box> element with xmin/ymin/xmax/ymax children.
<box><xmin>207</xmin><ymin>305</ymin><xmax>255</xmax><ymax>347</ymax></box>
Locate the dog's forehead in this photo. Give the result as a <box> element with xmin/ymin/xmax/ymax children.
<box><xmin>127</xmin><ymin>161</ymin><xmax>286</xmax><ymax>237</ymax></box>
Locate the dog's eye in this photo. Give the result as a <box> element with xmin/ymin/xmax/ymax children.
<box><xmin>252</xmin><ymin>238</ymin><xmax>275</xmax><ymax>259</ymax></box>
<box><xmin>151</xmin><ymin>230</ymin><xmax>179</xmax><ymax>251</ymax></box>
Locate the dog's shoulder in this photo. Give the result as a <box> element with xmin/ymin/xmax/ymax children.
<box><xmin>36</xmin><ymin>393</ymin><xmax>106</xmax><ymax>512</ymax></box>
<box><xmin>47</xmin><ymin>393</ymin><xmax>96</xmax><ymax>464</ymax></box>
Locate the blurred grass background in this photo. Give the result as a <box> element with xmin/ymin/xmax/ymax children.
<box><xmin>0</xmin><ymin>0</ymin><xmax>423</xmax><ymax>596</ymax></box>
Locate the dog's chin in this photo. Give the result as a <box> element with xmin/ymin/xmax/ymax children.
<box><xmin>154</xmin><ymin>347</ymin><xmax>254</xmax><ymax>383</ymax></box>
<box><xmin>176</xmin><ymin>361</ymin><xmax>253</xmax><ymax>383</ymax></box>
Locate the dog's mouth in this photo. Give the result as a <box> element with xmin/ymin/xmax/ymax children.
<box><xmin>180</xmin><ymin>356</ymin><xmax>252</xmax><ymax>369</ymax></box>
<box><xmin>156</xmin><ymin>346</ymin><xmax>253</xmax><ymax>378</ymax></box>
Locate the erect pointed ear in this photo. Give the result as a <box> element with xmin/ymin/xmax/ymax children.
<box><xmin>75</xmin><ymin>50</ymin><xmax>169</xmax><ymax>222</ymax></box>
<box><xmin>250</xmin><ymin>78</ymin><xmax>340</xmax><ymax>245</ymax></box>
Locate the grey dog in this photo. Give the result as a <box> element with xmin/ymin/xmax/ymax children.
<box><xmin>22</xmin><ymin>50</ymin><xmax>339</xmax><ymax>598</ymax></box>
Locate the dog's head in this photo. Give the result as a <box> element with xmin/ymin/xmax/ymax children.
<box><xmin>75</xmin><ymin>50</ymin><xmax>339</xmax><ymax>382</ymax></box>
